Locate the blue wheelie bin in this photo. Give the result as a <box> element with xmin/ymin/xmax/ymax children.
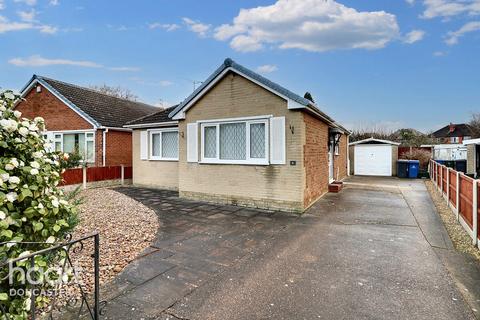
<box><xmin>408</xmin><ymin>160</ymin><xmax>419</xmax><ymax>179</ymax></box>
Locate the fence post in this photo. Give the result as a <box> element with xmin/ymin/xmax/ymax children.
<box><xmin>446</xmin><ymin>168</ymin><xmax>450</xmax><ymax>204</ymax></box>
<box><xmin>473</xmin><ymin>180</ymin><xmax>478</xmax><ymax>246</ymax></box>
<box><xmin>456</xmin><ymin>172</ymin><xmax>460</xmax><ymax>221</ymax></box>
<box><xmin>440</xmin><ymin>165</ymin><xmax>443</xmax><ymax>193</ymax></box>
<box><xmin>82</xmin><ymin>166</ymin><xmax>87</xmax><ymax>190</ymax></box>
<box><xmin>121</xmin><ymin>165</ymin><xmax>125</xmax><ymax>186</ymax></box>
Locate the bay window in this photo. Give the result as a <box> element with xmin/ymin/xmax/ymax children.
<box><xmin>149</xmin><ymin>129</ymin><xmax>179</xmax><ymax>160</ymax></box>
<box><xmin>201</xmin><ymin>119</ymin><xmax>269</xmax><ymax>165</ymax></box>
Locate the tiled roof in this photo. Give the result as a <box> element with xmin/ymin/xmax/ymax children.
<box><xmin>431</xmin><ymin>124</ymin><xmax>474</xmax><ymax>138</ymax></box>
<box><xmin>125</xmin><ymin>105</ymin><xmax>177</xmax><ymax>126</ymax></box>
<box><xmin>24</xmin><ymin>75</ymin><xmax>160</xmax><ymax>128</ymax></box>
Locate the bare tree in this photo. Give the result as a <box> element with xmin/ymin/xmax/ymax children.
<box><xmin>89</xmin><ymin>84</ymin><xmax>139</xmax><ymax>101</ymax></box>
<box><xmin>469</xmin><ymin>112</ymin><xmax>480</xmax><ymax>138</ymax></box>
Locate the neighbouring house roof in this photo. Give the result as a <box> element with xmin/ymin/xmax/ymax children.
<box><xmin>349</xmin><ymin>137</ymin><xmax>401</xmax><ymax>146</ymax></box>
<box><xmin>167</xmin><ymin>58</ymin><xmax>349</xmax><ymax>133</ymax></box>
<box><xmin>431</xmin><ymin>123</ymin><xmax>473</xmax><ymax>138</ymax></box>
<box><xmin>20</xmin><ymin>75</ymin><xmax>160</xmax><ymax>128</ymax></box>
<box><xmin>124</xmin><ymin>105</ymin><xmax>178</xmax><ymax>128</ymax></box>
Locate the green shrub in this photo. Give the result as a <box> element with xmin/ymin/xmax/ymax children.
<box><xmin>0</xmin><ymin>90</ymin><xmax>78</xmax><ymax>318</ymax></box>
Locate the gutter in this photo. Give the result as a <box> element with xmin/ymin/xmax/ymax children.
<box><xmin>123</xmin><ymin>121</ymin><xmax>179</xmax><ymax>129</ymax></box>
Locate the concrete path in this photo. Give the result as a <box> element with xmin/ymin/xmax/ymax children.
<box><xmin>101</xmin><ymin>178</ymin><xmax>479</xmax><ymax>319</ymax></box>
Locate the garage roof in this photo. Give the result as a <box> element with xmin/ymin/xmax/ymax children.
<box><xmin>349</xmin><ymin>137</ymin><xmax>400</xmax><ymax>146</ymax></box>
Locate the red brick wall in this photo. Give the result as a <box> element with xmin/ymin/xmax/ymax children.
<box><xmin>15</xmin><ymin>84</ymin><xmax>93</xmax><ymax>131</ymax></box>
<box><xmin>105</xmin><ymin>130</ymin><xmax>132</xmax><ymax>166</ymax></box>
<box><xmin>303</xmin><ymin>113</ymin><xmax>329</xmax><ymax>207</ymax></box>
<box><xmin>333</xmin><ymin>134</ymin><xmax>348</xmax><ymax>181</ymax></box>
<box><xmin>95</xmin><ymin>131</ymin><xmax>104</xmax><ymax>167</ymax></box>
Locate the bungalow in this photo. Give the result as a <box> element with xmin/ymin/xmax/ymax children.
<box><xmin>15</xmin><ymin>75</ymin><xmax>159</xmax><ymax>167</ymax></box>
<box><xmin>125</xmin><ymin>58</ymin><xmax>349</xmax><ymax>212</ymax></box>
<box><xmin>432</xmin><ymin>123</ymin><xmax>473</xmax><ymax>144</ymax></box>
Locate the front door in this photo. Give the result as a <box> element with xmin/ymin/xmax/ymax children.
<box><xmin>328</xmin><ymin>143</ymin><xmax>334</xmax><ymax>183</ymax></box>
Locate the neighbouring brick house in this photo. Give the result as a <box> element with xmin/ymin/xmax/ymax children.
<box><xmin>15</xmin><ymin>75</ymin><xmax>159</xmax><ymax>167</ymax></box>
<box><xmin>432</xmin><ymin>123</ymin><xmax>473</xmax><ymax>144</ymax></box>
<box><xmin>125</xmin><ymin>58</ymin><xmax>349</xmax><ymax>212</ymax></box>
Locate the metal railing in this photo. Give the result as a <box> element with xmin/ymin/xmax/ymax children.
<box><xmin>0</xmin><ymin>233</ymin><xmax>103</xmax><ymax>319</ymax></box>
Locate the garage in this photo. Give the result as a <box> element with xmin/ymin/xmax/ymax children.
<box><xmin>349</xmin><ymin>138</ymin><xmax>400</xmax><ymax>176</ymax></box>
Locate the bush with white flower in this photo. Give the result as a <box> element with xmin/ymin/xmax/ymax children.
<box><xmin>0</xmin><ymin>90</ymin><xmax>78</xmax><ymax>318</ymax></box>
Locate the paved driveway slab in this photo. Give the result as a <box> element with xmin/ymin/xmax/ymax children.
<box><xmin>99</xmin><ymin>179</ymin><xmax>479</xmax><ymax>319</ymax></box>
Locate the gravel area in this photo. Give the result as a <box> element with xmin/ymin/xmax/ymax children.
<box><xmin>425</xmin><ymin>180</ymin><xmax>480</xmax><ymax>261</ymax></box>
<box><xmin>62</xmin><ymin>187</ymin><xmax>159</xmax><ymax>304</ymax></box>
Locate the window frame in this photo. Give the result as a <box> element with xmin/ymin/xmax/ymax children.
<box><xmin>200</xmin><ymin>118</ymin><xmax>269</xmax><ymax>165</ymax></box>
<box><xmin>148</xmin><ymin>128</ymin><xmax>179</xmax><ymax>161</ymax></box>
<box><xmin>48</xmin><ymin>130</ymin><xmax>96</xmax><ymax>163</ymax></box>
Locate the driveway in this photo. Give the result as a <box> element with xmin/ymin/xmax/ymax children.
<box><xmin>99</xmin><ymin>178</ymin><xmax>479</xmax><ymax>320</ymax></box>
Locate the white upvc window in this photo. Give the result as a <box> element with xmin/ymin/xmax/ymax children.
<box><xmin>48</xmin><ymin>131</ymin><xmax>95</xmax><ymax>163</ymax></box>
<box><xmin>200</xmin><ymin>118</ymin><xmax>269</xmax><ymax>165</ymax></box>
<box><xmin>149</xmin><ymin>129</ymin><xmax>179</xmax><ymax>161</ymax></box>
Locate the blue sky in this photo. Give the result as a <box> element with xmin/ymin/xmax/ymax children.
<box><xmin>0</xmin><ymin>0</ymin><xmax>479</xmax><ymax>132</ymax></box>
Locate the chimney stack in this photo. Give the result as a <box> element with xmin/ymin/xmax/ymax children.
<box><xmin>449</xmin><ymin>123</ymin><xmax>455</xmax><ymax>133</ymax></box>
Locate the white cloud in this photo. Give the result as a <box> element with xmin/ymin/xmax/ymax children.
<box><xmin>49</xmin><ymin>0</ymin><xmax>59</xmax><ymax>5</ymax></box>
<box><xmin>183</xmin><ymin>17</ymin><xmax>211</xmax><ymax>37</ymax></box>
<box><xmin>403</xmin><ymin>29</ymin><xmax>425</xmax><ymax>43</ymax></box>
<box><xmin>9</xmin><ymin>55</ymin><xmax>141</xmax><ymax>72</ymax></box>
<box><xmin>0</xmin><ymin>15</ymin><xmax>55</xmax><ymax>33</ymax></box>
<box><xmin>433</xmin><ymin>50</ymin><xmax>447</xmax><ymax>56</ymax></box>
<box><xmin>14</xmin><ymin>0</ymin><xmax>36</xmax><ymax>6</ymax></box>
<box><xmin>130</xmin><ymin>77</ymin><xmax>173</xmax><ymax>87</ymax></box>
<box><xmin>445</xmin><ymin>21</ymin><xmax>480</xmax><ymax>44</ymax></box>
<box><xmin>108</xmin><ymin>66</ymin><xmax>141</xmax><ymax>72</ymax></box>
<box><xmin>17</xmin><ymin>9</ymin><xmax>35</xmax><ymax>22</ymax></box>
<box><xmin>214</xmin><ymin>0</ymin><xmax>400</xmax><ymax>53</ymax></box>
<box><xmin>406</xmin><ymin>0</ymin><xmax>416</xmax><ymax>5</ymax></box>
<box><xmin>421</xmin><ymin>0</ymin><xmax>480</xmax><ymax>19</ymax></box>
<box><xmin>0</xmin><ymin>1</ymin><xmax>5</xmax><ymax>10</ymax></box>
<box><xmin>9</xmin><ymin>55</ymin><xmax>102</xmax><ymax>67</ymax></box>
<box><xmin>256</xmin><ymin>64</ymin><xmax>278</xmax><ymax>73</ymax></box>
<box><xmin>149</xmin><ymin>22</ymin><xmax>180</xmax><ymax>32</ymax></box>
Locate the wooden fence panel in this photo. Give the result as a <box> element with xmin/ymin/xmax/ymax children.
<box><xmin>459</xmin><ymin>175</ymin><xmax>474</xmax><ymax>228</ymax></box>
<box><xmin>61</xmin><ymin>168</ymin><xmax>83</xmax><ymax>186</ymax></box>
<box><xmin>124</xmin><ymin>166</ymin><xmax>132</xmax><ymax>179</ymax></box>
<box><xmin>87</xmin><ymin>166</ymin><xmax>121</xmax><ymax>182</ymax></box>
<box><xmin>449</xmin><ymin>170</ymin><xmax>457</xmax><ymax>208</ymax></box>
<box><xmin>442</xmin><ymin>166</ymin><xmax>448</xmax><ymax>195</ymax></box>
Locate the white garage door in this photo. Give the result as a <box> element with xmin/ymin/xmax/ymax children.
<box><xmin>354</xmin><ymin>144</ymin><xmax>392</xmax><ymax>176</ymax></box>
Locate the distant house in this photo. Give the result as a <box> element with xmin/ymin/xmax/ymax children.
<box><xmin>15</xmin><ymin>75</ymin><xmax>159</xmax><ymax>167</ymax></box>
<box><xmin>431</xmin><ymin>123</ymin><xmax>473</xmax><ymax>144</ymax></box>
<box><xmin>125</xmin><ymin>58</ymin><xmax>350</xmax><ymax>212</ymax></box>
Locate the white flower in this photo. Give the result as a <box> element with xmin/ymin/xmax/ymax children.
<box><xmin>13</xmin><ymin>110</ymin><xmax>22</xmax><ymax>118</ymax></box>
<box><xmin>1</xmin><ymin>173</ymin><xmax>9</xmax><ymax>181</ymax></box>
<box><xmin>0</xmin><ymin>211</ymin><xmax>5</xmax><ymax>220</ymax></box>
<box><xmin>59</xmin><ymin>199</ymin><xmax>68</xmax><ymax>205</ymax></box>
<box><xmin>4</xmin><ymin>92</ymin><xmax>14</xmax><ymax>100</ymax></box>
<box><xmin>30</xmin><ymin>168</ymin><xmax>39</xmax><ymax>175</ymax></box>
<box><xmin>30</xmin><ymin>132</ymin><xmax>39</xmax><ymax>138</ymax></box>
<box><xmin>21</xmin><ymin>217</ymin><xmax>26</xmax><ymax>222</ymax></box>
<box><xmin>51</xmin><ymin>198</ymin><xmax>59</xmax><ymax>208</ymax></box>
<box><xmin>0</xmin><ymin>106</ymin><xmax>6</xmax><ymax>112</ymax></box>
<box><xmin>14</xmin><ymin>138</ymin><xmax>22</xmax><ymax>143</ymax></box>
<box><xmin>30</xmin><ymin>161</ymin><xmax>40</xmax><ymax>169</ymax></box>
<box><xmin>63</xmin><ymin>153</ymin><xmax>70</xmax><ymax>160</ymax></box>
<box><xmin>6</xmin><ymin>192</ymin><xmax>18</xmax><ymax>203</ymax></box>
<box><xmin>5</xmin><ymin>164</ymin><xmax>14</xmax><ymax>171</ymax></box>
<box><xmin>21</xmin><ymin>120</ymin><xmax>29</xmax><ymax>127</ymax></box>
<box><xmin>8</xmin><ymin>176</ymin><xmax>20</xmax><ymax>184</ymax></box>
<box><xmin>10</xmin><ymin>158</ymin><xmax>19</xmax><ymax>167</ymax></box>
<box><xmin>0</xmin><ymin>119</ymin><xmax>18</xmax><ymax>132</ymax></box>
<box><xmin>33</xmin><ymin>151</ymin><xmax>43</xmax><ymax>158</ymax></box>
<box><xmin>34</xmin><ymin>116</ymin><xmax>44</xmax><ymax>123</ymax></box>
<box><xmin>18</xmin><ymin>127</ymin><xmax>29</xmax><ymax>137</ymax></box>
<box><xmin>37</xmin><ymin>203</ymin><xmax>44</xmax><ymax>209</ymax></box>
<box><xmin>52</xmin><ymin>171</ymin><xmax>59</xmax><ymax>177</ymax></box>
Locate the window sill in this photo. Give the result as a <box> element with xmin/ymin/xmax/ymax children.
<box><xmin>149</xmin><ymin>157</ymin><xmax>179</xmax><ymax>162</ymax></box>
<box><xmin>199</xmin><ymin>160</ymin><xmax>269</xmax><ymax>166</ymax></box>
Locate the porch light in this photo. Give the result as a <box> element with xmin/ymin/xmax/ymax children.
<box><xmin>329</xmin><ymin>127</ymin><xmax>342</xmax><ymax>146</ymax></box>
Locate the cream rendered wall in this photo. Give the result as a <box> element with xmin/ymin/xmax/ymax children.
<box><xmin>132</xmin><ymin>129</ymin><xmax>179</xmax><ymax>190</ymax></box>
<box><xmin>178</xmin><ymin>72</ymin><xmax>305</xmax><ymax>211</ymax></box>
